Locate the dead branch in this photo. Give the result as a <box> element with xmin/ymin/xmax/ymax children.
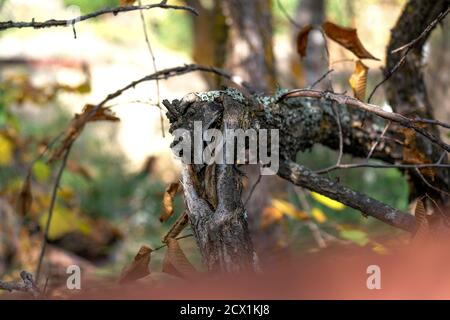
<box><xmin>278</xmin><ymin>160</ymin><xmax>417</xmax><ymax>232</ymax></box>
<box><xmin>280</xmin><ymin>89</ymin><xmax>450</xmax><ymax>152</ymax></box>
<box><xmin>0</xmin><ymin>271</ymin><xmax>40</xmax><ymax>297</ymax></box>
<box><xmin>0</xmin><ymin>2</ymin><xmax>198</xmax><ymax>32</ymax></box>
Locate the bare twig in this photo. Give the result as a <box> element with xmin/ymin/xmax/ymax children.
<box><xmin>0</xmin><ymin>2</ymin><xmax>198</xmax><ymax>32</ymax></box>
<box><xmin>316</xmin><ymin>162</ymin><xmax>450</xmax><ymax>174</ymax></box>
<box><xmin>0</xmin><ymin>271</ymin><xmax>40</xmax><ymax>297</ymax></box>
<box><xmin>367</xmin><ymin>7</ymin><xmax>450</xmax><ymax>102</ymax></box>
<box><xmin>309</xmin><ymin>69</ymin><xmax>334</xmax><ymax>90</ymax></box>
<box><xmin>35</xmin><ymin>146</ymin><xmax>72</xmax><ymax>283</ymax></box>
<box><xmin>366</xmin><ymin>120</ymin><xmax>391</xmax><ymax>161</ymax></box>
<box><xmin>244</xmin><ymin>167</ymin><xmax>262</xmax><ymax>206</ymax></box>
<box><xmin>97</xmin><ymin>63</ymin><xmax>254</xmax><ymax>108</ymax></box>
<box><xmin>154</xmin><ymin>234</ymin><xmax>194</xmax><ymax>251</ymax></box>
<box><xmin>138</xmin><ymin>0</ymin><xmax>164</xmax><ymax>137</ymax></box>
<box><xmin>280</xmin><ymin>89</ymin><xmax>450</xmax><ymax>152</ymax></box>
<box><xmin>293</xmin><ymin>187</ymin><xmax>326</xmax><ymax>248</ymax></box>
<box><xmin>414</xmin><ymin>167</ymin><xmax>450</xmax><ymax>196</ymax></box>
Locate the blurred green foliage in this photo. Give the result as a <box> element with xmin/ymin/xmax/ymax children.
<box><xmin>63</xmin><ymin>0</ymin><xmax>117</xmax><ymax>13</ymax></box>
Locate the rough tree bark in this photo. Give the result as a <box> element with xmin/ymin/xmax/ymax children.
<box><xmin>220</xmin><ymin>0</ymin><xmax>288</xmax><ymax>263</ymax></box>
<box><xmin>165</xmin><ymin>88</ymin><xmax>424</xmax><ymax>271</ymax></box>
<box><xmin>385</xmin><ymin>0</ymin><xmax>449</xmax><ymax>209</ymax></box>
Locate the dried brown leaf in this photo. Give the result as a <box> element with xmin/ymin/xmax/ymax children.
<box><xmin>120</xmin><ymin>0</ymin><xmax>136</xmax><ymax>6</ymax></box>
<box><xmin>296</xmin><ymin>24</ymin><xmax>313</xmax><ymax>58</ymax></box>
<box><xmin>412</xmin><ymin>199</ymin><xmax>429</xmax><ymax>242</ymax></box>
<box><xmin>160</xmin><ymin>182</ymin><xmax>181</xmax><ymax>222</ymax></box>
<box><xmin>349</xmin><ymin>60</ymin><xmax>368</xmax><ymax>101</ymax></box>
<box><xmin>17</xmin><ymin>173</ymin><xmax>32</xmax><ymax>216</ymax></box>
<box><xmin>322</xmin><ymin>21</ymin><xmax>379</xmax><ymax>60</ymax></box>
<box><xmin>118</xmin><ymin>245</ymin><xmax>152</xmax><ymax>284</ymax></box>
<box><xmin>162</xmin><ymin>238</ymin><xmax>197</xmax><ymax>279</ymax></box>
<box><xmin>49</xmin><ymin>104</ymin><xmax>119</xmax><ymax>163</ymax></box>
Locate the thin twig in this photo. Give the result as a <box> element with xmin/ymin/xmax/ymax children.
<box><xmin>138</xmin><ymin>0</ymin><xmax>164</xmax><ymax>137</ymax></box>
<box><xmin>415</xmin><ymin>167</ymin><xmax>450</xmax><ymax>197</ymax></box>
<box><xmin>154</xmin><ymin>234</ymin><xmax>194</xmax><ymax>251</ymax></box>
<box><xmin>0</xmin><ymin>2</ymin><xmax>198</xmax><ymax>31</ymax></box>
<box><xmin>97</xmin><ymin>63</ymin><xmax>254</xmax><ymax>108</ymax></box>
<box><xmin>293</xmin><ymin>187</ymin><xmax>326</xmax><ymax>248</ymax></box>
<box><xmin>35</xmin><ymin>145</ymin><xmax>72</xmax><ymax>284</ymax></box>
<box><xmin>366</xmin><ymin>120</ymin><xmax>391</xmax><ymax>161</ymax></box>
<box><xmin>244</xmin><ymin>167</ymin><xmax>262</xmax><ymax>206</ymax></box>
<box><xmin>309</xmin><ymin>69</ymin><xmax>334</xmax><ymax>90</ymax></box>
<box><xmin>367</xmin><ymin>7</ymin><xmax>450</xmax><ymax>103</ymax></box>
<box><xmin>315</xmin><ymin>162</ymin><xmax>450</xmax><ymax>174</ymax></box>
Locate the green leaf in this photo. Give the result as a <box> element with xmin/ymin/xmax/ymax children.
<box><xmin>339</xmin><ymin>229</ymin><xmax>369</xmax><ymax>246</ymax></box>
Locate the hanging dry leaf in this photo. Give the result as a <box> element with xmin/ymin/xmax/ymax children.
<box><xmin>296</xmin><ymin>24</ymin><xmax>313</xmax><ymax>58</ymax></box>
<box><xmin>118</xmin><ymin>245</ymin><xmax>152</xmax><ymax>284</ymax></box>
<box><xmin>163</xmin><ymin>212</ymin><xmax>189</xmax><ymax>243</ymax></box>
<box><xmin>120</xmin><ymin>0</ymin><xmax>136</xmax><ymax>6</ymax></box>
<box><xmin>412</xmin><ymin>199</ymin><xmax>429</xmax><ymax>243</ymax></box>
<box><xmin>17</xmin><ymin>173</ymin><xmax>33</xmax><ymax>216</ymax></box>
<box><xmin>322</xmin><ymin>21</ymin><xmax>379</xmax><ymax>60</ymax></box>
<box><xmin>160</xmin><ymin>182</ymin><xmax>181</xmax><ymax>222</ymax></box>
<box><xmin>401</xmin><ymin>128</ymin><xmax>435</xmax><ymax>179</ymax></box>
<box><xmin>49</xmin><ymin>104</ymin><xmax>119</xmax><ymax>163</ymax></box>
<box><xmin>349</xmin><ymin>60</ymin><xmax>368</xmax><ymax>101</ymax></box>
<box><xmin>162</xmin><ymin>238</ymin><xmax>197</xmax><ymax>279</ymax></box>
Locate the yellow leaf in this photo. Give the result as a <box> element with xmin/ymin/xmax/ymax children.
<box><xmin>32</xmin><ymin>160</ymin><xmax>51</xmax><ymax>183</ymax></box>
<box><xmin>0</xmin><ymin>134</ymin><xmax>13</xmax><ymax>166</ymax></box>
<box><xmin>311</xmin><ymin>207</ymin><xmax>327</xmax><ymax>223</ymax></box>
<box><xmin>261</xmin><ymin>206</ymin><xmax>283</xmax><ymax>229</ymax></box>
<box><xmin>311</xmin><ymin>192</ymin><xmax>345</xmax><ymax>210</ymax></box>
<box><xmin>271</xmin><ymin>199</ymin><xmax>308</xmax><ymax>219</ymax></box>
<box><xmin>38</xmin><ymin>205</ymin><xmax>91</xmax><ymax>240</ymax></box>
<box><xmin>349</xmin><ymin>60</ymin><xmax>368</xmax><ymax>101</ymax></box>
<box><xmin>372</xmin><ymin>242</ymin><xmax>390</xmax><ymax>255</ymax></box>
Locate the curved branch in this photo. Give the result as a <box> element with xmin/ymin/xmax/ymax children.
<box><xmin>281</xmin><ymin>89</ymin><xmax>450</xmax><ymax>152</ymax></box>
<box><xmin>0</xmin><ymin>3</ymin><xmax>198</xmax><ymax>32</ymax></box>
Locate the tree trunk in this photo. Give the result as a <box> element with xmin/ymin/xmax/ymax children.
<box><xmin>384</xmin><ymin>0</ymin><xmax>449</xmax><ymax>213</ymax></box>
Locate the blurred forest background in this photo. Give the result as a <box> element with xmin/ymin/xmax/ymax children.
<box><xmin>0</xmin><ymin>0</ymin><xmax>448</xmax><ymax>293</ymax></box>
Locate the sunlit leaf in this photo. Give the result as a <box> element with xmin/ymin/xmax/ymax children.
<box><xmin>296</xmin><ymin>24</ymin><xmax>313</xmax><ymax>58</ymax></box>
<box><xmin>0</xmin><ymin>134</ymin><xmax>14</xmax><ymax>166</ymax></box>
<box><xmin>339</xmin><ymin>229</ymin><xmax>369</xmax><ymax>246</ymax></box>
<box><xmin>349</xmin><ymin>60</ymin><xmax>368</xmax><ymax>101</ymax></box>
<box><xmin>311</xmin><ymin>207</ymin><xmax>327</xmax><ymax>223</ymax></box>
<box><xmin>38</xmin><ymin>205</ymin><xmax>91</xmax><ymax>240</ymax></box>
<box><xmin>271</xmin><ymin>199</ymin><xmax>308</xmax><ymax>220</ymax></box>
<box><xmin>119</xmin><ymin>245</ymin><xmax>152</xmax><ymax>284</ymax></box>
<box><xmin>412</xmin><ymin>199</ymin><xmax>429</xmax><ymax>242</ymax></box>
<box><xmin>322</xmin><ymin>21</ymin><xmax>379</xmax><ymax>60</ymax></box>
<box><xmin>32</xmin><ymin>160</ymin><xmax>51</xmax><ymax>183</ymax></box>
<box><xmin>372</xmin><ymin>242</ymin><xmax>390</xmax><ymax>255</ymax></box>
<box><xmin>160</xmin><ymin>182</ymin><xmax>181</xmax><ymax>222</ymax></box>
<box><xmin>311</xmin><ymin>192</ymin><xmax>345</xmax><ymax>210</ymax></box>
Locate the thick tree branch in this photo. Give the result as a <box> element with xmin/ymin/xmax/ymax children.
<box><xmin>0</xmin><ymin>3</ymin><xmax>198</xmax><ymax>32</ymax></box>
<box><xmin>277</xmin><ymin>160</ymin><xmax>416</xmax><ymax>232</ymax></box>
<box><xmin>280</xmin><ymin>89</ymin><xmax>450</xmax><ymax>152</ymax></box>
